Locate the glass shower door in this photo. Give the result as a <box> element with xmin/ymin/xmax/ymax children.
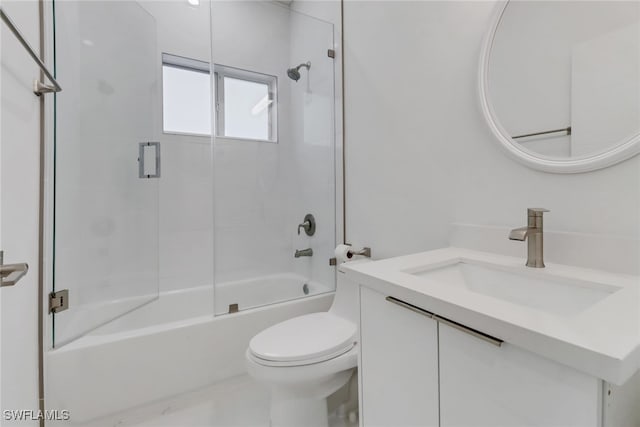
<box><xmin>211</xmin><ymin>2</ymin><xmax>337</xmax><ymax>314</ymax></box>
<box><xmin>53</xmin><ymin>1</ymin><xmax>159</xmax><ymax>346</ymax></box>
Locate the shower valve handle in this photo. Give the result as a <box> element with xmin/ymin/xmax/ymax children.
<box><xmin>298</xmin><ymin>221</ymin><xmax>311</xmax><ymax>235</ymax></box>
<box><xmin>297</xmin><ymin>214</ymin><xmax>316</xmax><ymax>236</ymax></box>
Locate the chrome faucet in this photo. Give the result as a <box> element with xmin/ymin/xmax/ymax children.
<box><xmin>294</xmin><ymin>248</ymin><xmax>313</xmax><ymax>258</ymax></box>
<box><xmin>509</xmin><ymin>208</ymin><xmax>550</xmax><ymax>268</ymax></box>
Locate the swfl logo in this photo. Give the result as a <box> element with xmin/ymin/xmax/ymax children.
<box><xmin>3</xmin><ymin>409</ymin><xmax>70</xmax><ymax>421</ymax></box>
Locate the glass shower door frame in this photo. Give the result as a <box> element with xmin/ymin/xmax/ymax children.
<box><xmin>50</xmin><ymin>0</ymin><xmax>161</xmax><ymax>347</ymax></box>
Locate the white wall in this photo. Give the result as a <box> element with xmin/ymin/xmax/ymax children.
<box><xmin>0</xmin><ymin>0</ymin><xmax>41</xmax><ymax>425</ymax></box>
<box><xmin>343</xmin><ymin>1</ymin><xmax>640</xmax><ymax>260</ymax></box>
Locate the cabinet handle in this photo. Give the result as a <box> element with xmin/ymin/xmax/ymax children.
<box><xmin>385</xmin><ymin>295</ymin><xmax>503</xmax><ymax>347</ymax></box>
<box><xmin>385</xmin><ymin>296</ymin><xmax>434</xmax><ymax>318</ymax></box>
<box><xmin>435</xmin><ymin>315</ymin><xmax>503</xmax><ymax>347</ymax></box>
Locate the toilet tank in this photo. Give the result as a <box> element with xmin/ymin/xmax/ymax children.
<box><xmin>328</xmin><ymin>260</ymin><xmax>370</xmax><ymax>325</ymax></box>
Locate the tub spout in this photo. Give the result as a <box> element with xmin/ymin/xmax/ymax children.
<box><xmin>295</xmin><ymin>248</ymin><xmax>313</xmax><ymax>258</ymax></box>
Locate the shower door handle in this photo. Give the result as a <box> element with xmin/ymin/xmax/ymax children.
<box><xmin>138</xmin><ymin>142</ymin><xmax>161</xmax><ymax>178</ymax></box>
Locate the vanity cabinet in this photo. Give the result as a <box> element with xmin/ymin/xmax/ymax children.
<box><xmin>438</xmin><ymin>323</ymin><xmax>600</xmax><ymax>427</ymax></box>
<box><xmin>359</xmin><ymin>287</ymin><xmax>439</xmax><ymax>427</ymax></box>
<box><xmin>359</xmin><ymin>287</ymin><xmax>638</xmax><ymax>427</ymax></box>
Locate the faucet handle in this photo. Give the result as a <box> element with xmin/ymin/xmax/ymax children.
<box><xmin>527</xmin><ymin>208</ymin><xmax>549</xmax><ymax>217</ymax></box>
<box><xmin>297</xmin><ymin>214</ymin><xmax>316</xmax><ymax>236</ymax></box>
<box><xmin>297</xmin><ymin>221</ymin><xmax>309</xmax><ymax>235</ymax></box>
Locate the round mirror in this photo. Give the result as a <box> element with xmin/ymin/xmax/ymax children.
<box><xmin>480</xmin><ymin>1</ymin><xmax>640</xmax><ymax>173</ymax></box>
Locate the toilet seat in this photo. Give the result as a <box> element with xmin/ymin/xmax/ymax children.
<box><xmin>248</xmin><ymin>312</ymin><xmax>357</xmax><ymax>367</ymax></box>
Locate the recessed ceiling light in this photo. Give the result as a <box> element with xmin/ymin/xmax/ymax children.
<box><xmin>187</xmin><ymin>0</ymin><xmax>199</xmax><ymax>6</ymax></box>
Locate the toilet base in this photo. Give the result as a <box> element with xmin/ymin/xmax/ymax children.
<box><xmin>267</xmin><ymin>369</ymin><xmax>354</xmax><ymax>427</ymax></box>
<box><xmin>270</xmin><ymin>395</ymin><xmax>329</xmax><ymax>427</ymax></box>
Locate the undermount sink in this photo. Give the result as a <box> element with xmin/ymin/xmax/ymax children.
<box><xmin>409</xmin><ymin>261</ymin><xmax>620</xmax><ymax>316</ymax></box>
<box><xmin>343</xmin><ymin>247</ymin><xmax>639</xmax><ymax>385</ymax></box>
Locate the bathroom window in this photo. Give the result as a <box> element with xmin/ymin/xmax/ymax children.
<box><xmin>214</xmin><ymin>65</ymin><xmax>278</xmax><ymax>142</ymax></box>
<box><xmin>162</xmin><ymin>55</ymin><xmax>277</xmax><ymax>142</ymax></box>
<box><xmin>162</xmin><ymin>53</ymin><xmax>212</xmax><ymax>136</ymax></box>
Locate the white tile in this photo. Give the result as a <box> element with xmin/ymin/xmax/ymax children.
<box><xmin>76</xmin><ymin>375</ymin><xmax>357</xmax><ymax>427</ymax></box>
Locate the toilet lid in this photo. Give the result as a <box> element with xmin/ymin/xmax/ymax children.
<box><xmin>249</xmin><ymin>312</ymin><xmax>357</xmax><ymax>364</ymax></box>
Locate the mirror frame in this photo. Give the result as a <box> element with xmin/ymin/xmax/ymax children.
<box><xmin>479</xmin><ymin>1</ymin><xmax>640</xmax><ymax>174</ymax></box>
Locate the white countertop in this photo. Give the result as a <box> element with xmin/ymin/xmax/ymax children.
<box><xmin>342</xmin><ymin>247</ymin><xmax>640</xmax><ymax>385</ymax></box>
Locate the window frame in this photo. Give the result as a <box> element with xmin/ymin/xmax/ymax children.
<box><xmin>214</xmin><ymin>64</ymin><xmax>278</xmax><ymax>143</ymax></box>
<box><xmin>161</xmin><ymin>53</ymin><xmax>212</xmax><ymax>137</ymax></box>
<box><xmin>161</xmin><ymin>54</ymin><xmax>278</xmax><ymax>142</ymax></box>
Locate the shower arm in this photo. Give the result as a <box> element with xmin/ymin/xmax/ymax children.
<box><xmin>297</xmin><ymin>61</ymin><xmax>311</xmax><ymax>71</ymax></box>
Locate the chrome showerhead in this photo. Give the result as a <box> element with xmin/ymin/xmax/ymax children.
<box><xmin>286</xmin><ymin>61</ymin><xmax>311</xmax><ymax>82</ymax></box>
<box><xmin>287</xmin><ymin>68</ymin><xmax>301</xmax><ymax>81</ymax></box>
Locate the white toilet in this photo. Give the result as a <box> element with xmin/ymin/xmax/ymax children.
<box><xmin>245</xmin><ymin>263</ymin><xmax>363</xmax><ymax>427</ymax></box>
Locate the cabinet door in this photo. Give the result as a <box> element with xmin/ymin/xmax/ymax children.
<box><xmin>360</xmin><ymin>287</ymin><xmax>439</xmax><ymax>427</ymax></box>
<box><xmin>439</xmin><ymin>323</ymin><xmax>601</xmax><ymax>427</ymax></box>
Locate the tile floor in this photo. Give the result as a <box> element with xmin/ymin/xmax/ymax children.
<box><xmin>81</xmin><ymin>375</ymin><xmax>357</xmax><ymax>427</ymax></box>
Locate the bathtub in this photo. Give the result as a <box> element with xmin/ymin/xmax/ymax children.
<box><xmin>46</xmin><ymin>274</ymin><xmax>334</xmax><ymax>423</ymax></box>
